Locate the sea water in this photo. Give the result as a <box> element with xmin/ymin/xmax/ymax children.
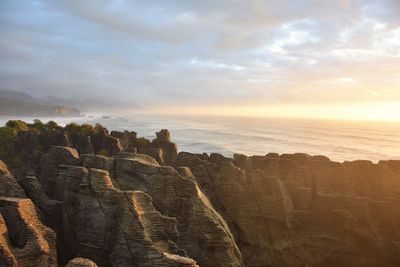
<box><xmin>1</xmin><ymin>114</ymin><xmax>399</xmax><ymax>162</ymax></box>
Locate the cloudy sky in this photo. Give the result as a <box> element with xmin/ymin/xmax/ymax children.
<box><xmin>0</xmin><ymin>0</ymin><xmax>399</xmax><ymax>120</ymax></box>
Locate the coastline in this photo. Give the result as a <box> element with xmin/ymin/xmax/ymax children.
<box><xmin>1</xmin><ymin>120</ymin><xmax>399</xmax><ymax>266</ymax></box>
<box><xmin>1</xmin><ymin>115</ymin><xmax>399</xmax><ymax>163</ymax></box>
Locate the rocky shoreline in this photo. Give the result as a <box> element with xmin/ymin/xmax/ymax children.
<box><xmin>0</xmin><ymin>120</ymin><xmax>399</xmax><ymax>266</ymax></box>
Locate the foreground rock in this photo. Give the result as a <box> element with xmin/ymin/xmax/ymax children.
<box><xmin>1</xmin><ymin>121</ymin><xmax>400</xmax><ymax>267</ymax></box>
<box><xmin>178</xmin><ymin>152</ymin><xmax>400</xmax><ymax>267</ymax></box>
<box><xmin>0</xmin><ymin>160</ymin><xmax>26</xmax><ymax>198</ymax></box>
<box><xmin>113</xmin><ymin>153</ymin><xmax>242</xmax><ymax>267</ymax></box>
<box><xmin>0</xmin><ymin>197</ymin><xmax>57</xmax><ymax>267</ymax></box>
<box><xmin>61</xmin><ymin>165</ymin><xmax>199</xmax><ymax>267</ymax></box>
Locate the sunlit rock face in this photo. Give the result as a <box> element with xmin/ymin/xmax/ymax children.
<box><xmin>178</xmin><ymin>152</ymin><xmax>400</xmax><ymax>267</ymax></box>
<box><xmin>0</xmin><ymin>160</ymin><xmax>58</xmax><ymax>266</ymax></box>
<box><xmin>61</xmin><ymin>166</ymin><xmax>199</xmax><ymax>267</ymax></box>
<box><xmin>20</xmin><ymin>147</ymin><xmax>240</xmax><ymax>266</ymax></box>
<box><xmin>113</xmin><ymin>153</ymin><xmax>242</xmax><ymax>267</ymax></box>
<box><xmin>0</xmin><ymin>160</ymin><xmax>26</xmax><ymax>198</ymax></box>
<box><xmin>0</xmin><ymin>197</ymin><xmax>57</xmax><ymax>267</ymax></box>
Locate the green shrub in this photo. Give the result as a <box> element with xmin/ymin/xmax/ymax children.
<box><xmin>66</xmin><ymin>122</ymin><xmax>106</xmax><ymax>135</ymax></box>
<box><xmin>0</xmin><ymin>126</ymin><xmax>21</xmax><ymax>169</ymax></box>
<box><xmin>136</xmin><ymin>137</ymin><xmax>150</xmax><ymax>148</ymax></box>
<box><xmin>94</xmin><ymin>123</ymin><xmax>107</xmax><ymax>134</ymax></box>
<box><xmin>98</xmin><ymin>149</ymin><xmax>109</xmax><ymax>157</ymax></box>
<box><xmin>80</xmin><ymin>124</ymin><xmax>96</xmax><ymax>135</ymax></box>
<box><xmin>65</xmin><ymin>122</ymin><xmax>81</xmax><ymax>132</ymax></box>
<box><xmin>45</xmin><ymin>120</ymin><xmax>60</xmax><ymax>130</ymax></box>
<box><xmin>5</xmin><ymin>120</ymin><xmax>29</xmax><ymax>131</ymax></box>
<box><xmin>30</xmin><ymin>119</ymin><xmax>46</xmax><ymax>131</ymax></box>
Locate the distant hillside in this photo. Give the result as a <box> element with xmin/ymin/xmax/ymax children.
<box><xmin>0</xmin><ymin>90</ymin><xmax>35</xmax><ymax>102</ymax></box>
<box><xmin>0</xmin><ymin>96</ymin><xmax>81</xmax><ymax>117</ymax></box>
<box><xmin>0</xmin><ymin>90</ymin><xmax>139</xmax><ymax>112</ymax></box>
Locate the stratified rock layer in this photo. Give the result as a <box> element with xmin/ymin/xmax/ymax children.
<box><xmin>0</xmin><ymin>197</ymin><xmax>57</xmax><ymax>267</ymax></box>
<box><xmin>61</xmin><ymin>165</ymin><xmax>199</xmax><ymax>267</ymax></box>
<box><xmin>0</xmin><ymin>160</ymin><xmax>26</xmax><ymax>198</ymax></box>
<box><xmin>1</xmin><ymin>122</ymin><xmax>400</xmax><ymax>267</ymax></box>
<box><xmin>114</xmin><ymin>153</ymin><xmax>242</xmax><ymax>267</ymax></box>
<box><xmin>178</xmin><ymin>152</ymin><xmax>400</xmax><ymax>267</ymax></box>
<box><xmin>39</xmin><ymin>146</ymin><xmax>80</xmax><ymax>200</ymax></box>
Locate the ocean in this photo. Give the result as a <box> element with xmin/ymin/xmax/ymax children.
<box><xmin>1</xmin><ymin>114</ymin><xmax>399</xmax><ymax>163</ymax></box>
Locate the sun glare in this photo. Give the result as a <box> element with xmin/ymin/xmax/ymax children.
<box><xmin>150</xmin><ymin>101</ymin><xmax>400</xmax><ymax>122</ymax></box>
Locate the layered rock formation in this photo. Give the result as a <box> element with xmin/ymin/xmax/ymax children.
<box><xmin>112</xmin><ymin>153</ymin><xmax>241</xmax><ymax>267</ymax></box>
<box><xmin>0</xmin><ymin>160</ymin><xmax>26</xmax><ymax>198</ymax></box>
<box><xmin>0</xmin><ymin>121</ymin><xmax>177</xmax><ymax>176</ymax></box>
<box><xmin>177</xmin><ymin>152</ymin><xmax>400</xmax><ymax>267</ymax></box>
<box><xmin>61</xmin><ymin>165</ymin><xmax>199</xmax><ymax>267</ymax></box>
<box><xmin>0</xmin><ymin>134</ymin><xmax>241</xmax><ymax>266</ymax></box>
<box><xmin>149</xmin><ymin>129</ymin><xmax>178</xmax><ymax>166</ymax></box>
<box><xmin>0</xmin><ymin>121</ymin><xmax>399</xmax><ymax>266</ymax></box>
<box><xmin>0</xmin><ymin>197</ymin><xmax>57</xmax><ymax>267</ymax></box>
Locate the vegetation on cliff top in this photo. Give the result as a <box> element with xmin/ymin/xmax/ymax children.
<box><xmin>0</xmin><ymin>120</ymin><xmax>45</xmax><ymax>168</ymax></box>
<box><xmin>0</xmin><ymin>119</ymin><xmax>150</xmax><ymax>170</ymax></box>
<box><xmin>65</xmin><ymin>122</ymin><xmax>107</xmax><ymax>135</ymax></box>
<box><xmin>0</xmin><ymin>126</ymin><xmax>20</xmax><ymax>168</ymax></box>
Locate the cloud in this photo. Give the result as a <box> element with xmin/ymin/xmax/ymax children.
<box><xmin>0</xmin><ymin>0</ymin><xmax>399</xmax><ymax>107</ymax></box>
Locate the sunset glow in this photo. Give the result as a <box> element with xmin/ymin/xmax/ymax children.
<box><xmin>0</xmin><ymin>1</ymin><xmax>399</xmax><ymax>121</ymax></box>
<box><xmin>149</xmin><ymin>101</ymin><xmax>400</xmax><ymax>122</ymax></box>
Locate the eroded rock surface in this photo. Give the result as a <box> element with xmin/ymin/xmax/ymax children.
<box><xmin>0</xmin><ymin>160</ymin><xmax>26</xmax><ymax>198</ymax></box>
<box><xmin>1</xmin><ymin>122</ymin><xmax>400</xmax><ymax>267</ymax></box>
<box><xmin>178</xmin><ymin>152</ymin><xmax>400</xmax><ymax>267</ymax></box>
<box><xmin>61</xmin><ymin>166</ymin><xmax>198</xmax><ymax>267</ymax></box>
<box><xmin>149</xmin><ymin>129</ymin><xmax>178</xmax><ymax>166</ymax></box>
<box><xmin>39</xmin><ymin>146</ymin><xmax>80</xmax><ymax>200</ymax></box>
<box><xmin>113</xmin><ymin>153</ymin><xmax>242</xmax><ymax>267</ymax></box>
<box><xmin>0</xmin><ymin>197</ymin><xmax>57</xmax><ymax>267</ymax></box>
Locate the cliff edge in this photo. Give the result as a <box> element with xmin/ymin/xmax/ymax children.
<box><xmin>0</xmin><ymin>120</ymin><xmax>399</xmax><ymax>266</ymax></box>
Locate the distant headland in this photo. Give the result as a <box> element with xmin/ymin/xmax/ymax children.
<box><xmin>0</xmin><ymin>90</ymin><xmax>81</xmax><ymax>117</ymax></box>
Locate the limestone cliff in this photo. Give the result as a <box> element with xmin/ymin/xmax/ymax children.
<box><xmin>177</xmin><ymin>152</ymin><xmax>400</xmax><ymax>266</ymax></box>
<box><xmin>0</xmin><ymin>121</ymin><xmax>399</xmax><ymax>267</ymax></box>
<box><xmin>0</xmin><ymin>160</ymin><xmax>26</xmax><ymax>198</ymax></box>
<box><xmin>0</xmin><ymin>197</ymin><xmax>57</xmax><ymax>267</ymax></box>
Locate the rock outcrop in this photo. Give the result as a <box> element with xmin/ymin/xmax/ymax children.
<box><xmin>0</xmin><ymin>121</ymin><xmax>145</xmax><ymax>176</ymax></box>
<box><xmin>110</xmin><ymin>130</ymin><xmax>137</xmax><ymax>152</ymax></box>
<box><xmin>149</xmin><ymin>129</ymin><xmax>178</xmax><ymax>166</ymax></box>
<box><xmin>113</xmin><ymin>153</ymin><xmax>242</xmax><ymax>267</ymax></box>
<box><xmin>177</xmin><ymin>152</ymin><xmax>400</xmax><ymax>267</ymax></box>
<box><xmin>66</xmin><ymin>258</ymin><xmax>98</xmax><ymax>267</ymax></box>
<box><xmin>61</xmin><ymin>166</ymin><xmax>199</xmax><ymax>267</ymax></box>
<box><xmin>1</xmin><ymin>121</ymin><xmax>400</xmax><ymax>267</ymax></box>
<box><xmin>28</xmin><ymin>147</ymin><xmax>240</xmax><ymax>266</ymax></box>
<box><xmin>0</xmin><ymin>160</ymin><xmax>26</xmax><ymax>198</ymax></box>
<box><xmin>39</xmin><ymin>146</ymin><xmax>80</xmax><ymax>200</ymax></box>
<box><xmin>0</xmin><ymin>197</ymin><xmax>57</xmax><ymax>267</ymax></box>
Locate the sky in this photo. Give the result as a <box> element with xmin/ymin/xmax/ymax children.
<box><xmin>0</xmin><ymin>0</ymin><xmax>399</xmax><ymax>121</ymax></box>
